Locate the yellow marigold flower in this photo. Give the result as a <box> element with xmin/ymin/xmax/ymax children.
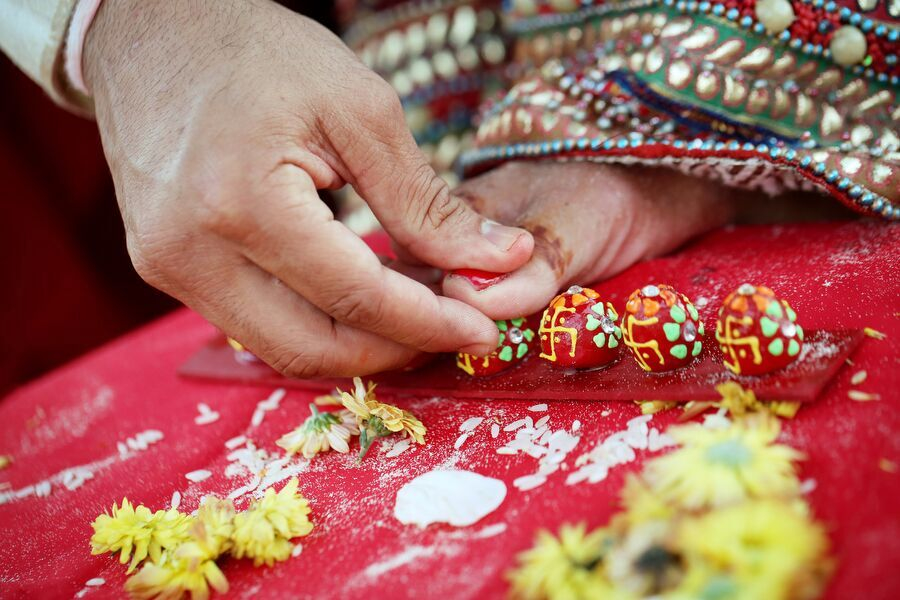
<box><xmin>767</xmin><ymin>401</ymin><xmax>802</xmax><ymax>419</ymax></box>
<box><xmin>195</xmin><ymin>497</ymin><xmax>235</xmax><ymax>555</ymax></box>
<box><xmin>616</xmin><ymin>475</ymin><xmax>674</xmax><ymax>527</ymax></box>
<box><xmin>643</xmin><ymin>417</ymin><xmax>803</xmax><ymax>511</ymax></box>
<box><xmin>339</xmin><ymin>377</ymin><xmax>426</xmax><ymax>458</ymax></box>
<box><xmin>125</xmin><ymin>536</ymin><xmax>228</xmax><ymax>600</ymax></box>
<box><xmin>715</xmin><ymin>382</ymin><xmax>762</xmax><ymax>416</ymax></box>
<box><xmin>90</xmin><ymin>499</ymin><xmax>193</xmax><ymax>573</ymax></box>
<box><xmin>339</xmin><ymin>377</ymin><xmax>378</xmax><ymax>421</ymax></box>
<box><xmin>636</xmin><ymin>400</ymin><xmax>677</xmax><ymax>415</ymax></box>
<box><xmin>673</xmin><ymin>500</ymin><xmax>831</xmax><ymax>600</ymax></box>
<box><xmin>508</xmin><ymin>523</ymin><xmax>625</xmax><ymax>600</ymax></box>
<box><xmin>603</xmin><ymin>521</ymin><xmax>681</xmax><ymax>597</ymax></box>
<box><xmin>276</xmin><ymin>405</ymin><xmax>359</xmax><ymax>459</ymax></box>
<box><xmin>230</xmin><ymin>478</ymin><xmax>313</xmax><ymax>567</ymax></box>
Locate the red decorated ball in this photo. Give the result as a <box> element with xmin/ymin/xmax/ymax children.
<box><xmin>538</xmin><ymin>285</ymin><xmax>622</xmax><ymax>369</ymax></box>
<box><xmin>621</xmin><ymin>284</ymin><xmax>704</xmax><ymax>372</ymax></box>
<box><xmin>456</xmin><ymin>317</ymin><xmax>536</xmax><ymax>377</ymax></box>
<box><xmin>715</xmin><ymin>284</ymin><xmax>803</xmax><ymax>376</ymax></box>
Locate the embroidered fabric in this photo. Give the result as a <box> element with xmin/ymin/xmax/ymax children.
<box><xmin>344</xmin><ymin>0</ymin><xmax>899</xmax><ymax>219</ymax></box>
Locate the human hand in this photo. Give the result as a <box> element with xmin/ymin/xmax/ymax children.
<box><xmin>440</xmin><ymin>162</ymin><xmax>740</xmax><ymax>318</ymax></box>
<box><xmin>83</xmin><ymin>0</ymin><xmax>533</xmax><ymax>377</ymax></box>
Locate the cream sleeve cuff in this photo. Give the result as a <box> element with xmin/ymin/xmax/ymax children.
<box><xmin>0</xmin><ymin>0</ymin><xmax>92</xmax><ymax>114</ymax></box>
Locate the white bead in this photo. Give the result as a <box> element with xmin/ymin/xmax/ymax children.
<box><xmin>755</xmin><ymin>0</ymin><xmax>795</xmax><ymax>34</ymax></box>
<box><xmin>513</xmin><ymin>0</ymin><xmax>539</xmax><ymax>16</ymax></box>
<box><xmin>549</xmin><ymin>0</ymin><xmax>579</xmax><ymax>12</ymax></box>
<box><xmin>830</xmin><ymin>26</ymin><xmax>868</xmax><ymax>66</ymax></box>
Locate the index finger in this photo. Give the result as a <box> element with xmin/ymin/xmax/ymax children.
<box><xmin>234</xmin><ymin>164</ymin><xmax>501</xmax><ymax>356</ymax></box>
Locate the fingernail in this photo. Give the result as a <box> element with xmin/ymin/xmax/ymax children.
<box><xmin>447</xmin><ymin>268</ymin><xmax>509</xmax><ymax>291</ymax></box>
<box><xmin>481</xmin><ymin>219</ymin><xmax>525</xmax><ymax>252</ymax></box>
<box><xmin>458</xmin><ymin>342</ymin><xmax>496</xmax><ymax>357</ymax></box>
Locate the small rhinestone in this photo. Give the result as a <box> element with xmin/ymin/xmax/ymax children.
<box><xmin>781</xmin><ymin>321</ymin><xmax>797</xmax><ymax>337</ymax></box>
<box><xmin>641</xmin><ymin>285</ymin><xmax>660</xmax><ymax>297</ymax></box>
<box><xmin>567</xmin><ymin>285</ymin><xmax>584</xmax><ymax>294</ymax></box>
<box><xmin>683</xmin><ymin>320</ymin><xmax>697</xmax><ymax>342</ymax></box>
<box><xmin>737</xmin><ymin>283</ymin><xmax>756</xmax><ymax>295</ymax></box>
<box><xmin>508</xmin><ymin>327</ymin><xmax>524</xmax><ymax>344</ymax></box>
<box><xmin>599</xmin><ymin>317</ymin><xmax>616</xmax><ymax>334</ymax></box>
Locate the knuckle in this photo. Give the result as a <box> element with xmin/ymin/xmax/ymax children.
<box><xmin>367</xmin><ymin>80</ymin><xmax>404</xmax><ymax>121</ymax></box>
<box><xmin>323</xmin><ymin>284</ymin><xmax>387</xmax><ymax>328</ymax></box>
<box><xmin>125</xmin><ymin>227</ymin><xmax>177</xmax><ymax>287</ymax></box>
<box><xmin>270</xmin><ymin>347</ymin><xmax>331</xmax><ymax>379</ymax></box>
<box><xmin>403</xmin><ymin>172</ymin><xmax>463</xmax><ymax>233</ymax></box>
<box><xmin>188</xmin><ymin>172</ymin><xmax>253</xmax><ymax>240</ymax></box>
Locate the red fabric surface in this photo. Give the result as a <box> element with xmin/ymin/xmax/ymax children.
<box><xmin>1</xmin><ymin>221</ymin><xmax>899</xmax><ymax>599</ymax></box>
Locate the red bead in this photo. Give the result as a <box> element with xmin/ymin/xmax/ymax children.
<box><xmin>715</xmin><ymin>284</ymin><xmax>804</xmax><ymax>376</ymax></box>
<box><xmin>448</xmin><ymin>269</ymin><xmax>508</xmax><ymax>291</ymax></box>
<box><xmin>456</xmin><ymin>317</ymin><xmax>536</xmax><ymax>377</ymax></box>
<box><xmin>621</xmin><ymin>284</ymin><xmax>704</xmax><ymax>372</ymax></box>
<box><xmin>538</xmin><ymin>286</ymin><xmax>622</xmax><ymax>369</ymax></box>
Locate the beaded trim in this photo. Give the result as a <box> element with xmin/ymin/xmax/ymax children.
<box><xmin>509</xmin><ymin>0</ymin><xmax>899</xmax><ymax>82</ymax></box>
<box><xmin>459</xmin><ymin>136</ymin><xmax>898</xmax><ymax>218</ymax></box>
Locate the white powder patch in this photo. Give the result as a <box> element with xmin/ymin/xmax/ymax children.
<box><xmin>363</xmin><ymin>544</ymin><xmax>439</xmax><ymax>579</ymax></box>
<box><xmin>394</xmin><ymin>470</ymin><xmax>506</xmax><ymax>528</ymax></box>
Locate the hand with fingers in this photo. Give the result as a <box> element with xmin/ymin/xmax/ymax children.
<box><xmin>83</xmin><ymin>0</ymin><xmax>533</xmax><ymax>377</ymax></box>
<box><xmin>441</xmin><ymin>162</ymin><xmax>747</xmax><ymax>320</ymax></box>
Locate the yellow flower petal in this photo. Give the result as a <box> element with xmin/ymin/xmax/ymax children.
<box><xmin>230</xmin><ymin>478</ymin><xmax>313</xmax><ymax>567</ymax></box>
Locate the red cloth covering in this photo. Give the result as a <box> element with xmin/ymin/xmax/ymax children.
<box><xmin>1</xmin><ymin>221</ymin><xmax>898</xmax><ymax>599</ymax></box>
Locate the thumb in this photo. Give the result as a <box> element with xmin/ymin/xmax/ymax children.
<box><xmin>330</xmin><ymin>84</ymin><xmax>533</xmax><ymax>272</ymax></box>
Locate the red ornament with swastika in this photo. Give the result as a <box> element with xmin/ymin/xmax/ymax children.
<box><xmin>538</xmin><ymin>285</ymin><xmax>622</xmax><ymax>369</ymax></box>
<box><xmin>715</xmin><ymin>284</ymin><xmax>804</xmax><ymax>376</ymax></box>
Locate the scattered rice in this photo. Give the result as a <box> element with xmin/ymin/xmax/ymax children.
<box><xmin>292</xmin><ymin>543</ymin><xmax>304</xmax><ymax>557</ymax></box>
<box><xmin>601</xmin><ymin>409</ymin><xmax>612</xmax><ymax>417</ymax></box>
<box><xmin>385</xmin><ymin>439</ymin><xmax>412</xmax><ymax>458</ymax></box>
<box><xmin>848</xmin><ymin>390</ymin><xmax>880</xmax><ymax>402</ymax></box>
<box><xmin>251</xmin><ymin>388</ymin><xmax>286</xmax><ymax>427</ymax></box>
<box><xmin>800</xmin><ymin>479</ymin><xmax>817</xmax><ymax>495</ymax></box>
<box><xmin>566</xmin><ymin>416</ymin><xmax>673</xmax><ymax>485</ymax></box>
<box><xmin>185</xmin><ymin>469</ymin><xmax>212</xmax><ymax>483</ymax></box>
<box><xmin>528</xmin><ymin>404</ymin><xmax>548</xmax><ymax>412</ymax></box>
<box><xmin>572</xmin><ymin>420</ymin><xmax>581</xmax><ymax>432</ymax></box>
<box><xmin>194</xmin><ymin>402</ymin><xmax>220</xmax><ymax>425</ymax></box>
<box><xmin>503</xmin><ymin>418</ymin><xmax>528</xmax><ymax>432</ymax></box>
<box><xmin>850</xmin><ymin>370</ymin><xmax>868</xmax><ymax>385</ymax></box>
<box><xmin>490</xmin><ymin>423</ymin><xmax>500</xmax><ymax>438</ymax></box>
<box><xmin>458</xmin><ymin>417</ymin><xmax>484</xmax><ymax>433</ymax></box>
<box><xmin>454</xmin><ymin>433</ymin><xmax>471</xmax><ymax>450</ymax></box>
<box><xmin>86</xmin><ymin>578</ymin><xmax>105</xmax><ymax>587</ymax></box>
<box><xmin>171</xmin><ymin>490</ymin><xmax>182</xmax><ymax>510</ymax></box>
<box><xmin>225</xmin><ymin>435</ymin><xmax>248</xmax><ymax>450</ymax></box>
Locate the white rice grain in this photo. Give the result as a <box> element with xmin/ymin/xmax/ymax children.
<box><xmin>185</xmin><ymin>469</ymin><xmax>212</xmax><ymax>483</ymax></box>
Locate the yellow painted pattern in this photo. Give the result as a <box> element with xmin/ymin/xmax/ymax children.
<box><xmin>623</xmin><ymin>315</ymin><xmax>663</xmax><ymax>371</ymax></box>
<box><xmin>539</xmin><ymin>305</ymin><xmax>578</xmax><ymax>362</ymax></box>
